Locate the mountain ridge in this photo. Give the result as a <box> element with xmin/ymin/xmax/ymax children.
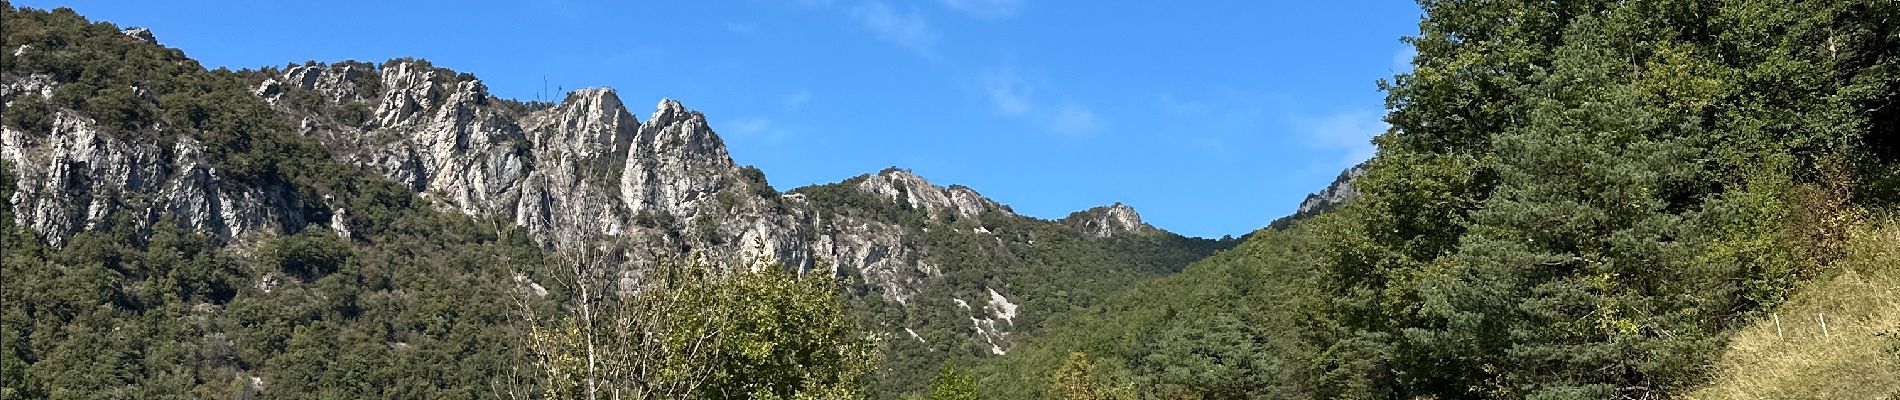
<box><xmin>0</xmin><ymin>15</ymin><xmax>1238</xmax><ymax>396</ymax></box>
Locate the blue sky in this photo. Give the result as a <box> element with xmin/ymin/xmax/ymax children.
<box><xmin>22</xmin><ymin>0</ymin><xmax>1421</xmax><ymax>238</ymax></box>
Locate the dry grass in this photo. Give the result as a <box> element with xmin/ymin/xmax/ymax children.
<box><xmin>1689</xmin><ymin>221</ymin><xmax>1900</xmax><ymax>400</ymax></box>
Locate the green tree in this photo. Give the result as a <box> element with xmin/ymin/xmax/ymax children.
<box><xmin>1048</xmin><ymin>353</ymin><xmax>1131</xmax><ymax>400</ymax></box>
<box><xmin>526</xmin><ymin>246</ymin><xmax>877</xmax><ymax>400</ymax></box>
<box><xmin>928</xmin><ymin>365</ymin><xmax>979</xmax><ymax>400</ymax></box>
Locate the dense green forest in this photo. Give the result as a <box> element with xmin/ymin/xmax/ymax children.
<box><xmin>968</xmin><ymin>0</ymin><xmax>1900</xmax><ymax>399</ymax></box>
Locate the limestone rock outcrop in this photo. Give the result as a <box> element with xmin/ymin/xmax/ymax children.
<box><xmin>1296</xmin><ymin>163</ymin><xmax>1366</xmax><ymax>216</ymax></box>
<box><xmin>856</xmin><ymin>168</ymin><xmax>1009</xmax><ymax>221</ymax></box>
<box><xmin>1</xmin><ymin>112</ymin><xmax>304</xmax><ymax>247</ymax></box>
<box><xmin>2</xmin><ymin>56</ymin><xmax>1211</xmax><ymax>353</ymax></box>
<box><xmin>1061</xmin><ymin>202</ymin><xmax>1153</xmax><ymax>238</ymax></box>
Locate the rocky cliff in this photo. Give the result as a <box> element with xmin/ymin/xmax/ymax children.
<box><xmin>0</xmin><ymin>12</ymin><xmax>1230</xmax><ymax>397</ymax></box>
<box><xmin>1060</xmin><ymin>202</ymin><xmax>1154</xmax><ymax>238</ymax></box>
<box><xmin>3</xmin><ymin>54</ymin><xmax>1215</xmax><ymax>302</ymax></box>
<box><xmin>1267</xmin><ymin>162</ymin><xmax>1366</xmax><ymax>230</ymax></box>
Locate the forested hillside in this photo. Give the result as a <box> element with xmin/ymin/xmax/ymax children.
<box><xmin>0</xmin><ymin>3</ymin><xmax>1229</xmax><ymax>398</ymax></box>
<box><xmin>5</xmin><ymin>0</ymin><xmax>1898</xmax><ymax>399</ymax></box>
<box><xmin>968</xmin><ymin>0</ymin><xmax>1900</xmax><ymax>399</ymax></box>
<box><xmin>0</xmin><ymin>5</ymin><xmax>885</xmax><ymax>398</ymax></box>
<box><xmin>788</xmin><ymin>173</ymin><xmax>1234</xmax><ymax>396</ymax></box>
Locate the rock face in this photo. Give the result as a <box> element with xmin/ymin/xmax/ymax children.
<box><xmin>249</xmin><ymin>61</ymin><xmax>817</xmax><ymax>269</ymax></box>
<box><xmin>856</xmin><ymin>168</ymin><xmax>1008</xmax><ymax>221</ymax></box>
<box><xmin>1</xmin><ymin>112</ymin><xmax>304</xmax><ymax>247</ymax></box>
<box><xmin>1061</xmin><ymin>202</ymin><xmax>1153</xmax><ymax>238</ymax></box>
<box><xmin>1296</xmin><ymin>163</ymin><xmax>1366</xmax><ymax>216</ymax></box>
<box><xmin>1</xmin><ymin>57</ymin><xmax>1208</xmax><ymax>356</ymax></box>
<box><xmin>1268</xmin><ymin>162</ymin><xmax>1367</xmax><ymax>230</ymax></box>
<box><xmin>226</xmin><ymin>61</ymin><xmax>1047</xmax><ymax>303</ymax></box>
<box><xmin>121</xmin><ymin>27</ymin><xmax>154</xmax><ymax>43</ymax></box>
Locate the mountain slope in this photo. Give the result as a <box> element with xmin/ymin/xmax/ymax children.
<box><xmin>0</xmin><ymin>4</ymin><xmax>1232</xmax><ymax>397</ymax></box>
<box><xmin>1689</xmin><ymin>219</ymin><xmax>1900</xmax><ymax>399</ymax></box>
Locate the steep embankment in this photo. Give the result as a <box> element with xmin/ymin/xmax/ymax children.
<box><xmin>1690</xmin><ymin>219</ymin><xmax>1900</xmax><ymax>399</ymax></box>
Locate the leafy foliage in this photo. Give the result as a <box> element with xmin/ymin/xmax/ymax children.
<box><xmin>1047</xmin><ymin>353</ymin><xmax>1132</xmax><ymax>400</ymax></box>
<box><xmin>524</xmin><ymin>247</ymin><xmax>878</xmax><ymax>400</ymax></box>
<box><xmin>926</xmin><ymin>365</ymin><xmax>979</xmax><ymax>400</ymax></box>
<box><xmin>972</xmin><ymin>0</ymin><xmax>1900</xmax><ymax>399</ymax></box>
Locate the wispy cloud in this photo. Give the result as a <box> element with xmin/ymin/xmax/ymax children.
<box><xmin>725</xmin><ymin>22</ymin><xmax>757</xmax><ymax>34</ymax></box>
<box><xmin>722</xmin><ymin>116</ymin><xmax>793</xmax><ymax>143</ymax></box>
<box><xmin>939</xmin><ymin>0</ymin><xmax>1023</xmax><ymax>19</ymax></box>
<box><xmin>977</xmin><ymin>67</ymin><xmax>1100</xmax><ymax>136</ymax></box>
<box><xmin>982</xmin><ymin>69</ymin><xmax>1034</xmax><ymax>115</ymax></box>
<box><xmin>1050</xmin><ymin>105</ymin><xmax>1099</xmax><ymax>135</ymax></box>
<box><xmin>1392</xmin><ymin>44</ymin><xmax>1416</xmax><ymax>73</ymax></box>
<box><xmin>1294</xmin><ymin>109</ymin><xmax>1384</xmax><ymax>167</ymax></box>
<box><xmin>782</xmin><ymin>89</ymin><xmax>813</xmax><ymax>110</ymax></box>
<box><xmin>1156</xmin><ymin>90</ymin><xmax>1381</xmax><ymax>166</ymax></box>
<box><xmin>852</xmin><ymin>2</ymin><xmax>939</xmax><ymax>56</ymax></box>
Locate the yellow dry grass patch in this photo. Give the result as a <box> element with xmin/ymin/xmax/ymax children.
<box><xmin>1689</xmin><ymin>222</ymin><xmax>1900</xmax><ymax>400</ymax></box>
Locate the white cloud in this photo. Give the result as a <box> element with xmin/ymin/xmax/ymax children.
<box><xmin>1392</xmin><ymin>44</ymin><xmax>1416</xmax><ymax>73</ymax></box>
<box><xmin>1158</xmin><ymin>93</ymin><xmax>1210</xmax><ymax>117</ymax></box>
<box><xmin>725</xmin><ymin>22</ymin><xmax>757</xmax><ymax>34</ymax></box>
<box><xmin>722</xmin><ymin>116</ymin><xmax>791</xmax><ymax>142</ymax></box>
<box><xmin>852</xmin><ymin>2</ymin><xmax>939</xmax><ymax>55</ymax></box>
<box><xmin>981</xmin><ymin>69</ymin><xmax>1034</xmax><ymax>115</ymax></box>
<box><xmin>1050</xmin><ymin>104</ymin><xmax>1099</xmax><ymax>135</ymax></box>
<box><xmin>782</xmin><ymin>89</ymin><xmax>812</xmax><ymax>110</ymax></box>
<box><xmin>1297</xmin><ymin>109</ymin><xmax>1384</xmax><ymax>166</ymax></box>
<box><xmin>975</xmin><ymin>67</ymin><xmax>1100</xmax><ymax>136</ymax></box>
<box><xmin>939</xmin><ymin>0</ymin><xmax>1022</xmax><ymax>19</ymax></box>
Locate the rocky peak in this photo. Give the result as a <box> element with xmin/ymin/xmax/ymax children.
<box><xmin>855</xmin><ymin>168</ymin><xmax>1006</xmax><ymax>221</ymax></box>
<box><xmin>640</xmin><ymin>99</ymin><xmax>728</xmax><ymax>159</ymax></box>
<box><xmin>1296</xmin><ymin>163</ymin><xmax>1366</xmax><ymax>215</ymax></box>
<box><xmin>1269</xmin><ymin>162</ymin><xmax>1367</xmax><ymax>230</ymax></box>
<box><xmin>121</xmin><ymin>27</ymin><xmax>154</xmax><ymax>43</ymax></box>
<box><xmin>1061</xmin><ymin>202</ymin><xmax>1153</xmax><ymax>238</ymax></box>
<box><xmin>523</xmin><ymin>88</ymin><xmax>637</xmax><ymax>171</ymax></box>
<box><xmin>619</xmin><ymin>99</ymin><xmax>740</xmax><ymax>216</ymax></box>
<box><xmin>372</xmin><ymin>60</ymin><xmax>447</xmax><ymax>129</ymax></box>
<box><xmin>277</xmin><ymin>62</ymin><xmax>376</xmax><ymax>104</ymax></box>
<box><xmin>560</xmin><ymin>89</ymin><xmax>637</xmax><ymax>132</ymax></box>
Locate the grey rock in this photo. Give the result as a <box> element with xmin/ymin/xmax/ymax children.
<box><xmin>856</xmin><ymin>168</ymin><xmax>1009</xmax><ymax>221</ymax></box>
<box><xmin>0</xmin><ymin>74</ymin><xmax>56</xmax><ymax>104</ymax></box>
<box><xmin>2</xmin><ymin>56</ymin><xmax>1191</xmax><ymax>353</ymax></box>
<box><xmin>281</xmin><ymin>63</ymin><xmax>374</xmax><ymax>103</ymax></box>
<box><xmin>1296</xmin><ymin>163</ymin><xmax>1366</xmax><ymax>216</ymax></box>
<box><xmin>121</xmin><ymin>27</ymin><xmax>155</xmax><ymax>43</ymax></box>
<box><xmin>1061</xmin><ymin>202</ymin><xmax>1153</xmax><ymax>238</ymax></box>
<box><xmin>1</xmin><ymin>112</ymin><xmax>304</xmax><ymax>246</ymax></box>
<box><xmin>1268</xmin><ymin>162</ymin><xmax>1367</xmax><ymax>230</ymax></box>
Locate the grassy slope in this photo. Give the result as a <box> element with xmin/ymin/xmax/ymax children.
<box><xmin>1690</xmin><ymin>219</ymin><xmax>1900</xmax><ymax>399</ymax></box>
